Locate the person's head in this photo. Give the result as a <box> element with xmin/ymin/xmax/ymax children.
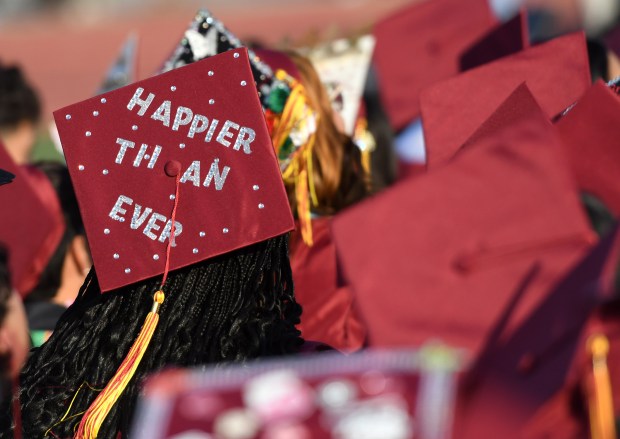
<box><xmin>27</xmin><ymin>162</ymin><xmax>90</xmax><ymax>306</ymax></box>
<box><xmin>0</xmin><ymin>247</ymin><xmax>29</xmax><ymax>382</ymax></box>
<box><xmin>14</xmin><ymin>233</ymin><xmax>301</xmax><ymax>438</ymax></box>
<box><xmin>0</xmin><ymin>63</ymin><xmax>41</xmax><ymax>165</ymax></box>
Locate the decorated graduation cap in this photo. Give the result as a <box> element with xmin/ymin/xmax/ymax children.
<box><xmin>420</xmin><ymin>32</ymin><xmax>590</xmax><ymax>169</ymax></box>
<box><xmin>458</xmin><ymin>11</ymin><xmax>530</xmax><ymax>72</ymax></box>
<box><xmin>53</xmin><ymin>49</ymin><xmax>294</xmax><ymax>436</ymax></box>
<box><xmin>98</xmin><ymin>32</ymin><xmax>139</xmax><ymax>94</ymax></box>
<box><xmin>372</xmin><ymin>0</ymin><xmax>497</xmax><ymax>131</ymax></box>
<box><xmin>555</xmin><ymin>81</ymin><xmax>620</xmax><ymax>216</ymax></box>
<box><xmin>332</xmin><ymin>84</ymin><xmax>595</xmax><ymax>355</ymax></box>
<box><xmin>0</xmin><ymin>144</ymin><xmax>64</xmax><ymax>295</ymax></box>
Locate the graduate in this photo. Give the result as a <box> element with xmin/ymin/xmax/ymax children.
<box><xmin>5</xmin><ymin>49</ymin><xmax>303</xmax><ymax>439</ymax></box>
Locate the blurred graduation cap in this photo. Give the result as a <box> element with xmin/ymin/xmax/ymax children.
<box><xmin>304</xmin><ymin>35</ymin><xmax>376</xmax><ymax>136</ymax></box>
<box><xmin>98</xmin><ymin>32</ymin><xmax>139</xmax><ymax>94</ymax></box>
<box><xmin>555</xmin><ymin>81</ymin><xmax>620</xmax><ymax>217</ymax></box>
<box><xmin>332</xmin><ymin>83</ymin><xmax>595</xmax><ymax>357</ymax></box>
<box><xmin>0</xmin><ymin>168</ymin><xmax>14</xmax><ymax>186</ymax></box>
<box><xmin>372</xmin><ymin>0</ymin><xmax>497</xmax><ymax>131</ymax></box>
<box><xmin>54</xmin><ymin>49</ymin><xmax>294</xmax><ymax>435</ymax></box>
<box><xmin>420</xmin><ymin>32</ymin><xmax>590</xmax><ymax>169</ymax></box>
<box><xmin>0</xmin><ymin>144</ymin><xmax>64</xmax><ymax>296</ymax></box>
<box><xmin>459</xmin><ymin>11</ymin><xmax>530</xmax><ymax>71</ymax></box>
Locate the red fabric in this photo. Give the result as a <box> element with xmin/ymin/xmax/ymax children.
<box><xmin>459</xmin><ymin>11</ymin><xmax>530</xmax><ymax>72</ymax></box>
<box><xmin>0</xmin><ymin>145</ymin><xmax>65</xmax><ymax>296</ymax></box>
<box><xmin>289</xmin><ymin>217</ymin><xmax>366</xmax><ymax>353</ymax></box>
<box><xmin>372</xmin><ymin>0</ymin><xmax>496</xmax><ymax>131</ymax></box>
<box><xmin>54</xmin><ymin>49</ymin><xmax>294</xmax><ymax>292</ymax></box>
<box><xmin>420</xmin><ymin>32</ymin><xmax>591</xmax><ymax>169</ymax></box>
<box><xmin>332</xmin><ymin>84</ymin><xmax>594</xmax><ymax>356</ymax></box>
<box><xmin>555</xmin><ymin>81</ymin><xmax>620</xmax><ymax>216</ymax></box>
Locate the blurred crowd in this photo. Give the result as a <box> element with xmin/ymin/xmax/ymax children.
<box><xmin>1</xmin><ymin>0</ymin><xmax>620</xmax><ymax>438</ymax></box>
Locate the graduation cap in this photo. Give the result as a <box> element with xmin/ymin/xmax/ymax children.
<box><xmin>0</xmin><ymin>168</ymin><xmax>14</xmax><ymax>186</ymax></box>
<box><xmin>420</xmin><ymin>32</ymin><xmax>591</xmax><ymax>169</ymax></box>
<box><xmin>98</xmin><ymin>32</ymin><xmax>139</xmax><ymax>94</ymax></box>
<box><xmin>372</xmin><ymin>0</ymin><xmax>497</xmax><ymax>131</ymax></box>
<box><xmin>53</xmin><ymin>49</ymin><xmax>294</xmax><ymax>435</ymax></box>
<box><xmin>555</xmin><ymin>81</ymin><xmax>620</xmax><ymax>217</ymax></box>
<box><xmin>0</xmin><ymin>144</ymin><xmax>65</xmax><ymax>296</ymax></box>
<box><xmin>332</xmin><ymin>83</ymin><xmax>595</xmax><ymax>356</ymax></box>
<box><xmin>459</xmin><ymin>11</ymin><xmax>530</xmax><ymax>72</ymax></box>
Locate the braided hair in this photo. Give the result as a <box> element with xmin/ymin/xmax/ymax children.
<box><xmin>1</xmin><ymin>233</ymin><xmax>302</xmax><ymax>438</ymax></box>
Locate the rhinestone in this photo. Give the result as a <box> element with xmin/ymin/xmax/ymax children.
<box><xmin>78</xmin><ymin>165</ymin><xmax>85</xmax><ymax>171</ymax></box>
<box><xmin>85</xmin><ymin>131</ymin><xmax>91</xmax><ymax>137</ymax></box>
<box><xmin>199</xmin><ymin>231</ymin><xmax>206</xmax><ymax>237</ymax></box>
<box><xmin>240</xmin><ymin>80</ymin><xmax>247</xmax><ymax>86</ymax></box>
<box><xmin>170</xmin><ymin>85</ymin><xmax>177</xmax><ymax>91</ymax></box>
<box><xmin>258</xmin><ymin>203</ymin><xmax>265</xmax><ymax>209</ymax></box>
<box><xmin>93</xmin><ymin>111</ymin><xmax>99</xmax><ymax>116</ymax></box>
<box><xmin>208</xmin><ymin>71</ymin><xmax>214</xmax><ymax>76</ymax></box>
<box><xmin>104</xmin><ymin>228</ymin><xmax>110</xmax><ymax>235</ymax></box>
<box><xmin>153</xmin><ymin>254</ymin><xmax>160</xmax><ymax>261</ymax></box>
<box><xmin>206</xmin><ymin>17</ymin><xmax>214</xmax><ymax>24</ymax></box>
<box><xmin>223</xmin><ymin>228</ymin><xmax>229</xmax><ymax>234</ymax></box>
<box><xmin>101</xmin><ymin>98</ymin><xmax>107</xmax><ymax>103</ymax></box>
<box><xmin>193</xmin><ymin>248</ymin><xmax>199</xmax><ymax>254</ymax></box>
<box><xmin>209</xmin><ymin>99</ymin><xmax>215</xmax><ymax>105</ymax></box>
<box><xmin>169</xmin><ymin>194</ymin><xmax>175</xmax><ymax>200</ymax></box>
<box><xmin>179</xmin><ymin>143</ymin><xmax>185</xmax><ymax>149</ymax></box>
<box><xmin>113</xmin><ymin>253</ymin><xmax>119</xmax><ymax>260</ymax></box>
<box><xmin>102</xmin><ymin>169</ymin><xmax>109</xmax><ymax>175</ymax></box>
<box><xmin>65</xmin><ymin>114</ymin><xmax>71</xmax><ymax>120</ymax></box>
<box><xmin>124</xmin><ymin>268</ymin><xmax>131</xmax><ymax>274</ymax></box>
<box><xmin>132</xmin><ymin>125</ymin><xmax>138</xmax><ymax>131</ymax></box>
<box><xmin>233</xmin><ymin>53</ymin><xmax>240</xmax><ymax>58</ymax></box>
<box><xmin>253</xmin><ymin>185</ymin><xmax>259</xmax><ymax>191</ymax></box>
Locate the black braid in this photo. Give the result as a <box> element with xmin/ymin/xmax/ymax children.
<box><xmin>0</xmin><ymin>234</ymin><xmax>302</xmax><ymax>438</ymax></box>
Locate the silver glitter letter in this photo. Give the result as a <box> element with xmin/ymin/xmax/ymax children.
<box><xmin>216</xmin><ymin>120</ymin><xmax>239</xmax><ymax>147</ymax></box>
<box><xmin>115</xmin><ymin>138</ymin><xmax>135</xmax><ymax>164</ymax></box>
<box><xmin>158</xmin><ymin>220</ymin><xmax>183</xmax><ymax>246</ymax></box>
<box><xmin>133</xmin><ymin>144</ymin><xmax>149</xmax><ymax>167</ymax></box>
<box><xmin>188</xmin><ymin>114</ymin><xmax>209</xmax><ymax>139</ymax></box>
<box><xmin>204</xmin><ymin>119</ymin><xmax>219</xmax><ymax>142</ymax></box>
<box><xmin>127</xmin><ymin>87</ymin><xmax>155</xmax><ymax>116</ymax></box>
<box><xmin>130</xmin><ymin>203</ymin><xmax>153</xmax><ymax>230</ymax></box>
<box><xmin>143</xmin><ymin>212</ymin><xmax>167</xmax><ymax>240</ymax></box>
<box><xmin>234</xmin><ymin>127</ymin><xmax>255</xmax><ymax>154</ymax></box>
<box><xmin>147</xmin><ymin>145</ymin><xmax>162</xmax><ymax>169</ymax></box>
<box><xmin>180</xmin><ymin>161</ymin><xmax>201</xmax><ymax>187</ymax></box>
<box><xmin>151</xmin><ymin>100</ymin><xmax>171</xmax><ymax>127</ymax></box>
<box><xmin>172</xmin><ymin>106</ymin><xmax>194</xmax><ymax>131</ymax></box>
<box><xmin>203</xmin><ymin>159</ymin><xmax>230</xmax><ymax>191</ymax></box>
<box><xmin>109</xmin><ymin>195</ymin><xmax>133</xmax><ymax>221</ymax></box>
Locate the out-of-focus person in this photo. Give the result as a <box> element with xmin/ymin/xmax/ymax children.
<box><xmin>0</xmin><ymin>63</ymin><xmax>40</xmax><ymax>165</ymax></box>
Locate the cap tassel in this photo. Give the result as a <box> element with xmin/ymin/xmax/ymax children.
<box><xmin>75</xmin><ymin>175</ymin><xmax>181</xmax><ymax>438</ymax></box>
<box><xmin>587</xmin><ymin>334</ymin><xmax>617</xmax><ymax>439</ymax></box>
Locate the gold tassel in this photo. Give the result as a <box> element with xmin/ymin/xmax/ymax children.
<box><xmin>587</xmin><ymin>333</ymin><xmax>617</xmax><ymax>439</ymax></box>
<box><xmin>74</xmin><ymin>291</ymin><xmax>165</xmax><ymax>438</ymax></box>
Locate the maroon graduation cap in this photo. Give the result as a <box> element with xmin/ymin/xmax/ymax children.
<box><xmin>332</xmin><ymin>83</ymin><xmax>595</xmax><ymax>358</ymax></box>
<box><xmin>54</xmin><ymin>48</ymin><xmax>294</xmax><ymax>293</ymax></box>
<box><xmin>0</xmin><ymin>144</ymin><xmax>65</xmax><ymax>296</ymax></box>
<box><xmin>459</xmin><ymin>11</ymin><xmax>530</xmax><ymax>71</ymax></box>
<box><xmin>420</xmin><ymin>32</ymin><xmax>590</xmax><ymax>169</ymax></box>
<box><xmin>555</xmin><ymin>80</ymin><xmax>620</xmax><ymax>216</ymax></box>
<box><xmin>372</xmin><ymin>0</ymin><xmax>497</xmax><ymax>131</ymax></box>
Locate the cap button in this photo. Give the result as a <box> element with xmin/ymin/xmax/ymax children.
<box><xmin>165</xmin><ymin>160</ymin><xmax>182</xmax><ymax>177</ymax></box>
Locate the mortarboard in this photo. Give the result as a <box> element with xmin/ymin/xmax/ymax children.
<box><xmin>420</xmin><ymin>32</ymin><xmax>591</xmax><ymax>169</ymax></box>
<box><xmin>332</xmin><ymin>84</ymin><xmax>595</xmax><ymax>357</ymax></box>
<box><xmin>98</xmin><ymin>32</ymin><xmax>139</xmax><ymax>94</ymax></box>
<box><xmin>0</xmin><ymin>144</ymin><xmax>64</xmax><ymax>296</ymax></box>
<box><xmin>555</xmin><ymin>80</ymin><xmax>620</xmax><ymax>217</ymax></box>
<box><xmin>372</xmin><ymin>0</ymin><xmax>497</xmax><ymax>131</ymax></box>
<box><xmin>459</xmin><ymin>11</ymin><xmax>530</xmax><ymax>72</ymax></box>
<box><xmin>131</xmin><ymin>347</ymin><xmax>463</xmax><ymax>439</ymax></box>
<box><xmin>53</xmin><ymin>49</ymin><xmax>294</xmax><ymax>436</ymax></box>
<box><xmin>0</xmin><ymin>168</ymin><xmax>14</xmax><ymax>186</ymax></box>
